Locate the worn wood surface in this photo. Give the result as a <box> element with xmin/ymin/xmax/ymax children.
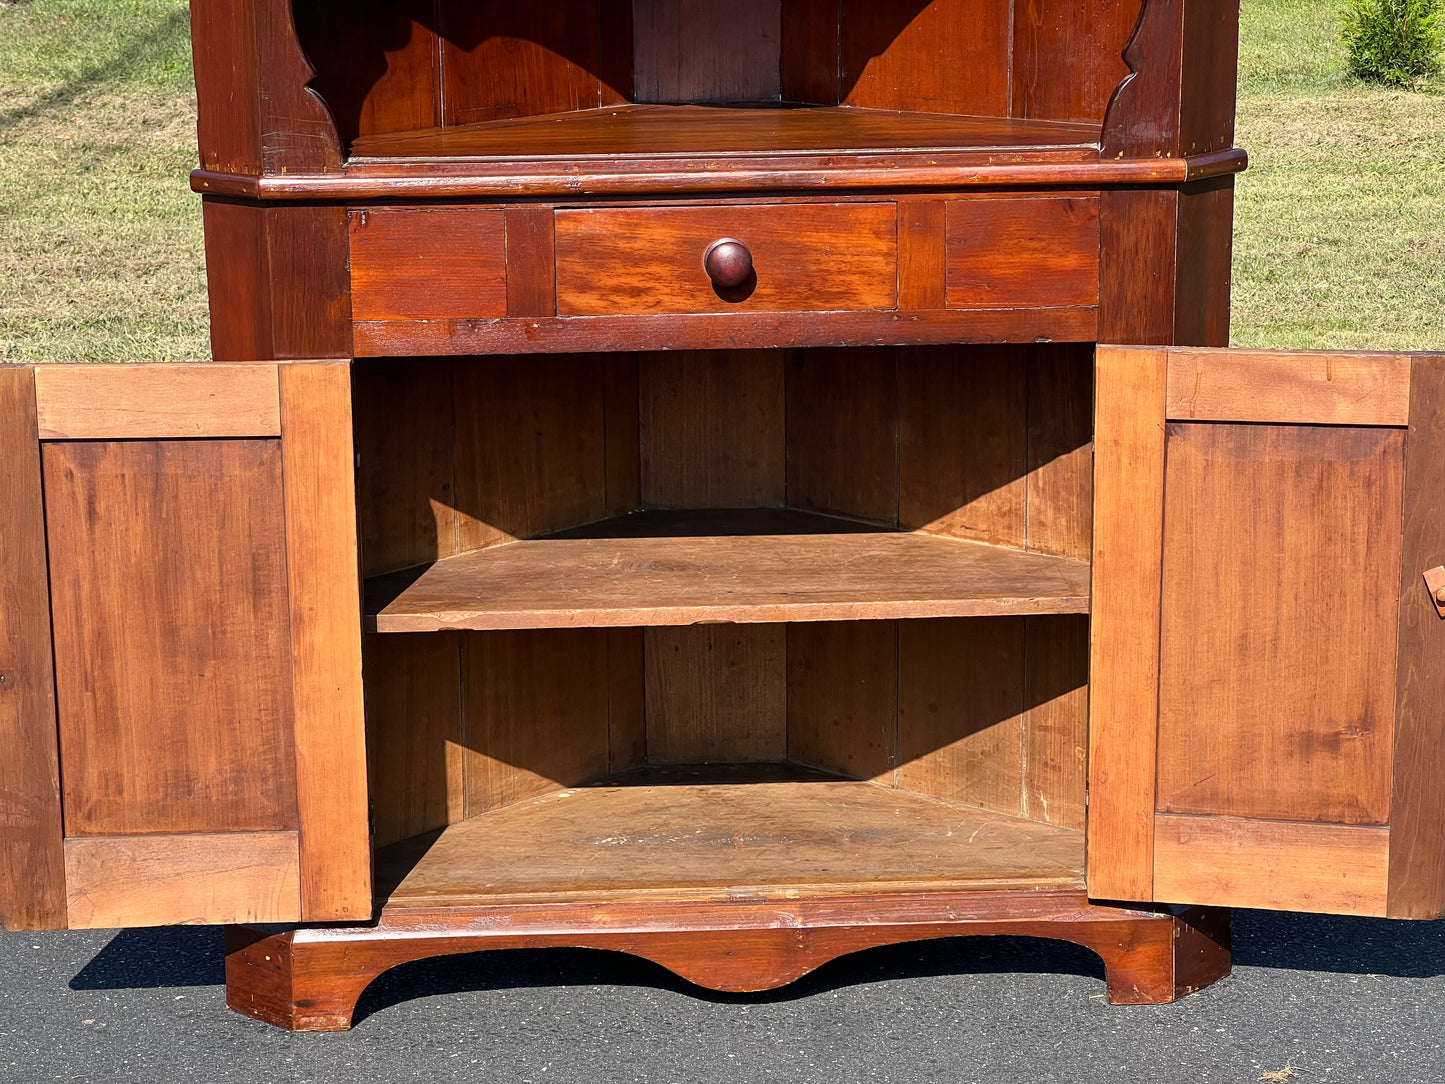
<box><xmin>1173</xmin><ymin>175</ymin><xmax>1234</xmax><ymax>346</ymax></box>
<box><xmin>1097</xmin><ymin>187</ymin><xmax>1178</xmax><ymax>345</ymax></box>
<box><xmin>1023</xmin><ymin>614</ymin><xmax>1090</xmax><ymax>831</ymax></box>
<box><xmin>1025</xmin><ymin>344</ymin><xmax>1094</xmax><ymax>561</ymax></box>
<box><xmin>1087</xmin><ymin>346</ymin><xmax>1168</xmax><ymax>900</ymax></box>
<box><xmin>896</xmin><ymin>200</ymin><xmax>947</xmax><ymax>311</ymax></box>
<box><xmin>223</xmin><ymin>894</ymin><xmax>1229</xmax><ymax>1030</ymax></box>
<box><xmin>1388</xmin><ymin>356</ymin><xmax>1445</xmax><ymax>917</ymax></box>
<box><xmin>504</xmin><ymin>205</ymin><xmax>558</xmax><ymax>318</ymax></box>
<box><xmin>65</xmin><ymin>832</ymin><xmax>301</xmax><ymax>929</ymax></box>
<box><xmin>0</xmin><ymin>368</ymin><xmax>66</xmax><ymax>931</ymax></box>
<box><xmin>1154</xmin><ymin>814</ymin><xmax>1389</xmax><ymax>916</ymax></box>
<box><xmin>555</xmin><ymin>203</ymin><xmax>897</xmax><ymax>316</ymax></box>
<box><xmin>1156</xmin><ymin>423</ymin><xmax>1403</xmax><ymax>824</ymax></box>
<box><xmin>1012</xmin><ymin>0</ymin><xmax>1139</xmax><ymax>124</ymax></box>
<box><xmin>34</xmin><ymin>364</ymin><xmax>281</xmax><ymax>439</ymax></box>
<box><xmin>386</xmin><ymin>772</ymin><xmax>1083</xmax><ymax>906</ymax></box>
<box><xmin>644</xmin><ymin>626</ymin><xmax>787</xmax><ymax>763</ymax></box>
<box><xmin>44</xmin><ymin>440</ymin><xmax>298</xmax><ymax>836</ymax></box>
<box><xmin>278</xmin><ymin>364</ymin><xmax>372</xmax><ymax>921</ymax></box>
<box><xmin>368</xmin><ymin>512</ymin><xmax>1091</xmax><ymax>631</ymax></box>
<box><xmin>945</xmin><ymin>196</ymin><xmax>1100</xmax><ymax>310</ymax></box>
<box><xmin>1165</xmin><ymin>348</ymin><xmax>1412</xmax><ymax>425</ymax></box>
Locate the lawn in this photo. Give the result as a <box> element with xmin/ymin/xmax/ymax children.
<box><xmin>0</xmin><ymin>0</ymin><xmax>1440</xmax><ymax>361</ymax></box>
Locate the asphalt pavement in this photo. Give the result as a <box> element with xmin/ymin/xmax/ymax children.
<box><xmin>1</xmin><ymin>909</ymin><xmax>1441</xmax><ymax>1083</ymax></box>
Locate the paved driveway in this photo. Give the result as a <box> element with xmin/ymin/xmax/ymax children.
<box><xmin>0</xmin><ymin>910</ymin><xmax>1440</xmax><ymax>1082</ymax></box>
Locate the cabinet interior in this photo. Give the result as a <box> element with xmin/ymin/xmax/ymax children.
<box><xmin>354</xmin><ymin>344</ymin><xmax>1096</xmax><ymax>909</ymax></box>
<box><xmin>290</xmin><ymin>0</ymin><xmax>1140</xmax><ymax>162</ymax></box>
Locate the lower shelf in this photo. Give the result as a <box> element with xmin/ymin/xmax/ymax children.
<box><xmin>378</xmin><ymin>765</ymin><xmax>1085</xmax><ymax>910</ymax></box>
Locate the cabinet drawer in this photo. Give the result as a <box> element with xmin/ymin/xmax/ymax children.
<box><xmin>946</xmin><ymin>196</ymin><xmax>1099</xmax><ymax>309</ymax></box>
<box><xmin>350</xmin><ymin>207</ymin><xmax>508</xmax><ymax>321</ymax></box>
<box><xmin>554</xmin><ymin>203</ymin><xmax>898</xmax><ymax>316</ymax></box>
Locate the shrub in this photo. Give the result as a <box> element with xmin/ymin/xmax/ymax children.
<box><xmin>1341</xmin><ymin>0</ymin><xmax>1445</xmax><ymax>87</ymax></box>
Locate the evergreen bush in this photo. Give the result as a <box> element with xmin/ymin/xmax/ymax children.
<box><xmin>1341</xmin><ymin>0</ymin><xmax>1444</xmax><ymax>86</ymax></box>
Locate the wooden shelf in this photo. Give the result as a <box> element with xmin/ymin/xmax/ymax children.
<box><xmin>365</xmin><ymin>509</ymin><xmax>1091</xmax><ymax>632</ymax></box>
<box><xmin>349</xmin><ymin>105</ymin><xmax>1101</xmax><ymax>164</ymax></box>
<box><xmin>379</xmin><ymin>765</ymin><xmax>1086</xmax><ymax>910</ymax></box>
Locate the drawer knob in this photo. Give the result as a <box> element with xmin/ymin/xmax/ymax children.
<box><xmin>704</xmin><ymin>238</ymin><xmax>754</xmax><ymax>291</ymax></box>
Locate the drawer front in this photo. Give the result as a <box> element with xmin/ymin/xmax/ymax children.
<box><xmin>946</xmin><ymin>195</ymin><xmax>1099</xmax><ymax>309</ymax></box>
<box><xmin>554</xmin><ymin>203</ymin><xmax>898</xmax><ymax>316</ymax></box>
<box><xmin>350</xmin><ymin>207</ymin><xmax>508</xmax><ymax>321</ymax></box>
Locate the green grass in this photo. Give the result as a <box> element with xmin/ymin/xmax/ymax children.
<box><xmin>0</xmin><ymin>0</ymin><xmax>1440</xmax><ymax>359</ymax></box>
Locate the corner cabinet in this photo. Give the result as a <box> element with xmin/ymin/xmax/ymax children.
<box><xmin>2</xmin><ymin>0</ymin><xmax>1442</xmax><ymax>1033</ymax></box>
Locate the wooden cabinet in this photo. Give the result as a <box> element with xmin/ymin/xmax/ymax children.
<box><xmin>2</xmin><ymin>0</ymin><xmax>1441</xmax><ymax>1033</ymax></box>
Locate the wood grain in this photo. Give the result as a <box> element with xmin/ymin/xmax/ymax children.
<box><xmin>640</xmin><ymin>350</ymin><xmax>785</xmax><ymax>508</ymax></box>
<box><xmin>453</xmin><ymin>355</ymin><xmax>608</xmax><ymax>549</ymax></box>
<box><xmin>1012</xmin><ymin>0</ymin><xmax>1139</xmax><ymax>123</ymax></box>
<box><xmin>349</xmin><ymin>207</ymin><xmax>508</xmax><ymax>322</ymax></box>
<box><xmin>1023</xmin><ymin>614</ymin><xmax>1090</xmax><ymax>831</ymax></box>
<box><xmin>1154</xmin><ymin>814</ymin><xmax>1389</xmax><ymax>916</ymax></box>
<box><xmin>607</xmin><ymin>628</ymin><xmax>648</xmax><ymax>774</ymax></box>
<box><xmin>604</xmin><ymin>353</ymin><xmax>643</xmax><ymax>517</ymax></box>
<box><xmin>897</xmin><ymin>618</ymin><xmax>1027</xmax><ymax>816</ymax></box>
<box><xmin>1165</xmin><ymin>348</ymin><xmax>1413</xmax><ymax>426</ymax></box>
<box><xmin>1097</xmin><ymin>187</ymin><xmax>1178</xmax><ymax>345</ymax></box>
<box><xmin>1156</xmin><ymin>423</ymin><xmax>1403</xmax><ymax>825</ymax></box>
<box><xmin>1087</xmin><ymin>346</ymin><xmax>1168</xmax><ymax>901</ymax></box>
<box><xmin>1173</xmin><ymin>175</ymin><xmax>1234</xmax><ymax>346</ymax></box>
<box><xmin>1388</xmin><ymin>355</ymin><xmax>1445</xmax><ymax>917</ymax></box>
<box><xmin>785</xmin><ymin>348</ymin><xmax>898</xmax><ymax>524</ymax></box>
<box><xmin>367</xmin><ymin>511</ymin><xmax>1092</xmax><ymax>631</ymax></box>
<box><xmin>632</xmin><ymin>0</ymin><xmax>782</xmax><ymax>103</ymax></box>
<box><xmin>460</xmin><ymin>630</ymin><xmax>612</xmax><ymax>816</ymax></box>
<box><xmin>388</xmin><ymin>774</ymin><xmax>1084</xmax><ymax>906</ymax></box>
<box><xmin>1025</xmin><ymin>344</ymin><xmax>1094</xmax><ymax>561</ymax></box>
<box><xmin>945</xmin><ymin>196</ymin><xmax>1100</xmax><ymax>310</ymax></box>
<box><xmin>34</xmin><ymin>364</ymin><xmax>280</xmax><ymax>439</ymax></box>
<box><xmin>0</xmin><ymin>367</ymin><xmax>66</xmax><ymax>931</ymax></box>
<box><xmin>644</xmin><ymin>625</ymin><xmax>786</xmax><ymax>763</ymax></box>
<box><xmin>787</xmin><ymin>621</ymin><xmax>898</xmax><ymax>782</ymax></box>
<box><xmin>65</xmin><ymin>832</ymin><xmax>300</xmax><ymax>929</ymax></box>
<box><xmin>555</xmin><ymin>203</ymin><xmax>897</xmax><ymax>316</ymax></box>
<box><xmin>44</xmin><ymin>440</ymin><xmax>298</xmax><ymax>836</ymax></box>
<box><xmin>898</xmin><ymin>345</ymin><xmax>1028</xmax><ymax>547</ymax></box>
<box><xmin>896</xmin><ymin>200</ymin><xmax>947</xmax><ymax>311</ymax></box>
<box><xmin>363</xmin><ymin>633</ymin><xmax>464</xmax><ymax>849</ymax></box>
<box><xmin>504</xmin><ymin>205</ymin><xmax>557</xmax><ymax>318</ymax></box>
<box><xmin>279</xmin><ymin>363</ymin><xmax>372</xmax><ymax>921</ymax></box>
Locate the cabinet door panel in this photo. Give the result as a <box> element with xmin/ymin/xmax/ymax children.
<box><xmin>0</xmin><ymin>363</ymin><xmax>370</xmax><ymax>930</ymax></box>
<box><xmin>1090</xmin><ymin>347</ymin><xmax>1445</xmax><ymax>917</ymax></box>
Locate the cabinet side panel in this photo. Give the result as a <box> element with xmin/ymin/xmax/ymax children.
<box><xmin>841</xmin><ymin>0</ymin><xmax>1009</xmax><ymax>115</ymax></box>
<box><xmin>440</xmin><ymin>2</ymin><xmax>604</xmax><ymax>125</ymax></box>
<box><xmin>1098</xmin><ymin>188</ymin><xmax>1178</xmax><ymax>345</ymax></box>
<box><xmin>462</xmin><ymin>630</ymin><xmax>612</xmax><ymax>815</ymax></box>
<box><xmin>645</xmin><ymin>626</ymin><xmax>787</xmax><ymax>763</ymax></box>
<box><xmin>1173</xmin><ymin>176</ymin><xmax>1234</xmax><ymax>348</ymax></box>
<box><xmin>45</xmin><ymin>440</ymin><xmax>299</xmax><ymax>836</ymax></box>
<box><xmin>1156</xmin><ymin>424</ymin><xmax>1403</xmax><ymax>825</ymax></box>
<box><xmin>279</xmin><ymin>363</ymin><xmax>372</xmax><ymax>920</ymax></box>
<box><xmin>899</xmin><ymin>346</ymin><xmax>1027</xmax><ymax>547</ymax></box>
<box><xmin>787</xmin><ymin>621</ymin><xmax>897</xmax><ymax>782</ymax></box>
<box><xmin>897</xmin><ymin>618</ymin><xmax>1026</xmax><ymax>816</ymax></box>
<box><xmin>1011</xmin><ymin>0</ymin><xmax>1139</xmax><ymax>123</ymax></box>
<box><xmin>0</xmin><ymin>368</ymin><xmax>66</xmax><ymax>930</ymax></box>
<box><xmin>365</xmin><ymin>633</ymin><xmax>465</xmax><ymax>849</ymax></box>
<box><xmin>1388</xmin><ymin>356</ymin><xmax>1445</xmax><ymax>917</ymax></box>
<box><xmin>454</xmin><ymin>356</ymin><xmax>609</xmax><ymax>550</ymax></box>
<box><xmin>1087</xmin><ymin>346</ymin><xmax>1167</xmax><ymax>900</ymax></box>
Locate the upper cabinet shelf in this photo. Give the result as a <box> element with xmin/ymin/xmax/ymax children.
<box><xmin>189</xmin><ymin>0</ymin><xmax>1244</xmax><ymax>197</ymax></box>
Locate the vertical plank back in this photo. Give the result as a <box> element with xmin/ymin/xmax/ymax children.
<box><xmin>633</xmin><ymin>0</ymin><xmax>783</xmax><ymax>102</ymax></box>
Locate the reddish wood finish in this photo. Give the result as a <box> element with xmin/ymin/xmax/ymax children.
<box><xmin>945</xmin><ymin>196</ymin><xmax>1099</xmax><ymax>310</ymax></box>
<box><xmin>504</xmin><ymin>205</ymin><xmax>558</xmax><ymax>318</ymax></box>
<box><xmin>0</xmin><ymin>368</ymin><xmax>66</xmax><ymax>931</ymax></box>
<box><xmin>225</xmin><ymin>895</ymin><xmax>1230</xmax><ymax>1030</ymax></box>
<box><xmin>350</xmin><ymin>207</ymin><xmax>508</xmax><ymax>321</ymax></box>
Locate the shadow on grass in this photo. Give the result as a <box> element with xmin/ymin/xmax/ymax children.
<box><xmin>0</xmin><ymin>8</ymin><xmax>191</xmax><ymax>135</ymax></box>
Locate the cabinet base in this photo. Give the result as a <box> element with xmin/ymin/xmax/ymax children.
<box><xmin>224</xmin><ymin>891</ymin><xmax>1229</xmax><ymax>1031</ymax></box>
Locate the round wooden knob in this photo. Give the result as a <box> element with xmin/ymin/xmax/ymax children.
<box><xmin>704</xmin><ymin>239</ymin><xmax>753</xmax><ymax>290</ymax></box>
<box><xmin>1436</xmin><ymin>584</ymin><xmax>1445</xmax><ymax>606</ymax></box>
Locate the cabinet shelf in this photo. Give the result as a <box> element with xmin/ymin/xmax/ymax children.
<box><xmin>364</xmin><ymin>509</ymin><xmax>1091</xmax><ymax>632</ymax></box>
<box><xmin>377</xmin><ymin>764</ymin><xmax>1086</xmax><ymax>910</ymax></box>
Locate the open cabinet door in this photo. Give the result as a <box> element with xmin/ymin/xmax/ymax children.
<box><xmin>1089</xmin><ymin>346</ymin><xmax>1445</xmax><ymax>918</ymax></box>
<box><xmin>0</xmin><ymin>363</ymin><xmax>369</xmax><ymax>930</ymax></box>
